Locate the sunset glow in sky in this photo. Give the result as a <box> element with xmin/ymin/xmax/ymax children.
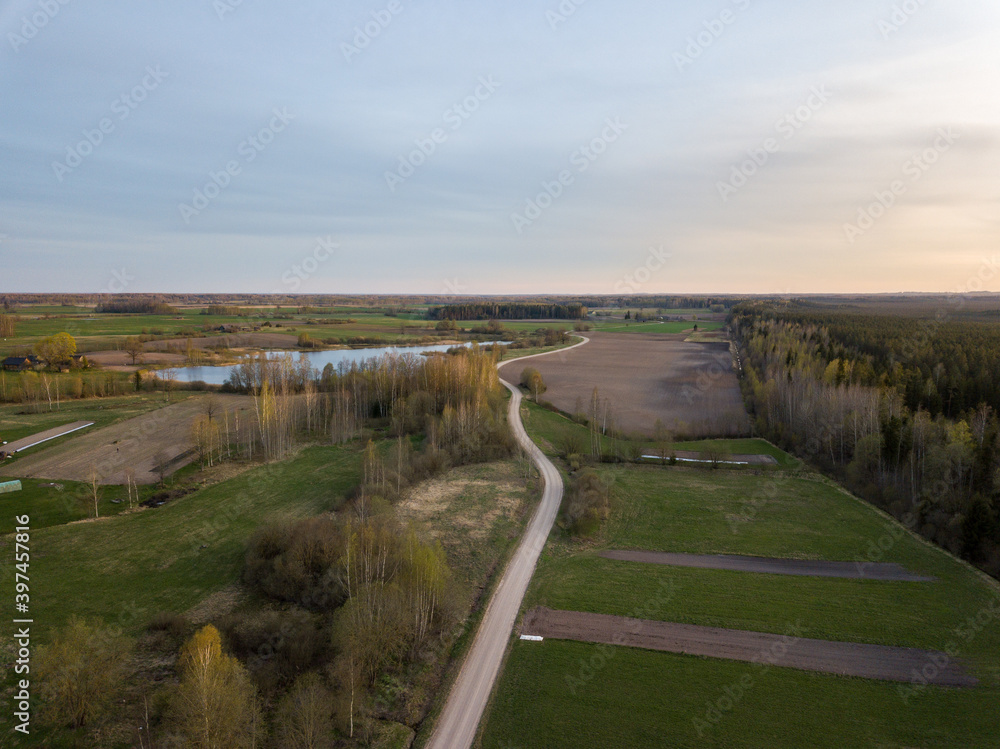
<box><xmin>1</xmin><ymin>0</ymin><xmax>998</xmax><ymax>294</ymax></box>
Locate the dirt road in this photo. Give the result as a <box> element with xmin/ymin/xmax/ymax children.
<box><xmin>0</xmin><ymin>422</ymin><xmax>93</xmax><ymax>455</ymax></box>
<box><xmin>522</xmin><ymin>607</ymin><xmax>977</xmax><ymax>687</ymax></box>
<box><xmin>597</xmin><ymin>550</ymin><xmax>935</xmax><ymax>581</ymax></box>
<box><xmin>426</xmin><ymin>337</ymin><xmax>590</xmax><ymax>749</ymax></box>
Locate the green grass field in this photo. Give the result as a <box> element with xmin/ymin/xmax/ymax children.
<box><xmin>517</xmin><ymin>400</ymin><xmax>789</xmax><ymax>468</ymax></box>
<box><xmin>0</xmin><ymin>478</ymin><xmax>150</xmax><ymax>534</ymax></box>
<box><xmin>4</xmin><ymin>308</ymin><xmax>445</xmax><ymax>356</ymax></box>
<box><xmin>671</xmin><ymin>438</ymin><xmax>802</xmax><ymax>468</ymax></box>
<box><xmin>480</xmin><ymin>462</ymin><xmax>1000</xmax><ymax>748</ymax></box>
<box><xmin>483</xmin><ymin>641</ymin><xmax>1000</xmax><ymax>749</ymax></box>
<box><xmin>591</xmin><ymin>307</ymin><xmax>725</xmax><ymax>317</ymax></box>
<box><xmin>0</xmin><ymin>406</ymin><xmax>540</xmax><ymax>746</ymax></box>
<box><xmin>592</xmin><ymin>320</ymin><xmax>725</xmax><ymax>334</ymax></box>
<box><xmin>0</xmin><ymin>445</ymin><xmax>361</xmax><ymax>640</ymax></box>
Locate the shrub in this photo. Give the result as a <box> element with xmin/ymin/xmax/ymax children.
<box><xmin>148</xmin><ymin>610</ymin><xmax>190</xmax><ymax>639</ymax></box>
<box><xmin>36</xmin><ymin>617</ymin><xmax>133</xmax><ymax>729</ymax></box>
<box><xmin>222</xmin><ymin>608</ymin><xmax>327</xmax><ymax>693</ymax></box>
<box><xmin>243</xmin><ymin>518</ymin><xmax>348</xmax><ymax>611</ymax></box>
<box><xmin>562</xmin><ymin>469</ymin><xmax>611</xmax><ymax>537</ymax></box>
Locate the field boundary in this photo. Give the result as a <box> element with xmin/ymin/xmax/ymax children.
<box><xmin>521</xmin><ymin>607</ymin><xmax>978</xmax><ymax>687</ymax></box>
<box><xmin>596</xmin><ymin>550</ymin><xmax>935</xmax><ymax>581</ymax></box>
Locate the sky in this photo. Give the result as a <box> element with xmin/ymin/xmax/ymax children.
<box><xmin>1</xmin><ymin>0</ymin><xmax>999</xmax><ymax>295</ymax></box>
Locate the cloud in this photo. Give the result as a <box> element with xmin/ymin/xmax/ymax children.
<box><xmin>1</xmin><ymin>0</ymin><xmax>998</xmax><ymax>292</ymax></box>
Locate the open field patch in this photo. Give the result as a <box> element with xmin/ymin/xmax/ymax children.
<box><xmin>0</xmin><ymin>445</ymin><xmax>360</xmax><ymax>638</ymax></box>
<box><xmin>151</xmin><ymin>331</ymin><xmax>299</xmax><ymax>351</ymax></box>
<box><xmin>593</xmin><ymin>320</ymin><xmax>725</xmax><ymax>334</ymax></box>
<box><xmin>0</xmin><ymin>394</ymin><xmax>251</xmax><ymax>484</ymax></box>
<box><xmin>643</xmin><ymin>449</ymin><xmax>777</xmax><ymax>465</ymax></box>
<box><xmin>396</xmin><ymin>460</ymin><xmax>535</xmax><ymax>588</ymax></box>
<box><xmin>482</xmin><ymin>640</ymin><xmax>1000</xmax><ymax>749</ymax></box>
<box><xmin>482</xmin><ymin>459</ymin><xmax>1000</xmax><ymax>748</ymax></box>
<box><xmin>507</xmin><ymin>332</ymin><xmax>748</xmax><ymax>438</ymax></box>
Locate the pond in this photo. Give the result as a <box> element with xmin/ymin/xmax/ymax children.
<box><xmin>168</xmin><ymin>341</ymin><xmax>503</xmax><ymax>385</ymax></box>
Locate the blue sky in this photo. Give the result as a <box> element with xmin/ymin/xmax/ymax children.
<box><xmin>1</xmin><ymin>0</ymin><xmax>998</xmax><ymax>294</ymax></box>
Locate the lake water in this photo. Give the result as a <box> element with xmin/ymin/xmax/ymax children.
<box><xmin>170</xmin><ymin>342</ymin><xmax>499</xmax><ymax>385</ymax></box>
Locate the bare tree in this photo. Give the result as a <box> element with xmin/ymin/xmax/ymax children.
<box><xmin>124</xmin><ymin>468</ymin><xmax>138</xmax><ymax>509</ymax></box>
<box><xmin>273</xmin><ymin>672</ymin><xmax>336</xmax><ymax>749</ymax></box>
<box><xmin>160</xmin><ymin>368</ymin><xmax>176</xmax><ymax>401</ymax></box>
<box><xmin>123</xmin><ymin>336</ymin><xmax>145</xmax><ymax>366</ymax></box>
<box><xmin>87</xmin><ymin>466</ymin><xmax>102</xmax><ymax>518</ymax></box>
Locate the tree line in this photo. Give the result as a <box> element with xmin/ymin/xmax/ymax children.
<box><xmin>762</xmin><ymin>302</ymin><xmax>1000</xmax><ymax>417</ymax></box>
<box><xmin>732</xmin><ymin>302</ymin><xmax>1000</xmax><ymax>578</ymax></box>
<box><xmin>428</xmin><ymin>302</ymin><xmax>587</xmax><ymax>321</ymax></box>
<box><xmin>94</xmin><ymin>298</ymin><xmax>176</xmax><ymax>314</ymax></box>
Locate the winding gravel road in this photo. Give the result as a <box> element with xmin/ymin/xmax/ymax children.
<box><xmin>426</xmin><ymin>337</ymin><xmax>589</xmax><ymax>749</ymax></box>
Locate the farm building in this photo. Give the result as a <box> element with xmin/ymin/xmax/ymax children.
<box><xmin>2</xmin><ymin>355</ymin><xmax>40</xmax><ymax>371</ymax></box>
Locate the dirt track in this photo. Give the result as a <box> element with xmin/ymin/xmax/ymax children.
<box><xmin>521</xmin><ymin>607</ymin><xmax>977</xmax><ymax>686</ymax></box>
<box><xmin>427</xmin><ymin>337</ymin><xmax>589</xmax><ymax>749</ymax></box>
<box><xmin>597</xmin><ymin>550</ymin><xmax>935</xmax><ymax>581</ymax></box>
<box><xmin>0</xmin><ymin>395</ymin><xmax>252</xmax><ymax>484</ymax></box>
<box><xmin>508</xmin><ymin>332</ymin><xmax>749</xmax><ymax>438</ymax></box>
<box><xmin>1</xmin><ymin>421</ymin><xmax>93</xmax><ymax>455</ymax></box>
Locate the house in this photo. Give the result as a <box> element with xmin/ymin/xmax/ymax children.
<box><xmin>2</xmin><ymin>355</ymin><xmax>39</xmax><ymax>371</ymax></box>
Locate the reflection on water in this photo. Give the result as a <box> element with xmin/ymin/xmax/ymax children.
<box><xmin>170</xmin><ymin>342</ymin><xmax>501</xmax><ymax>385</ymax></box>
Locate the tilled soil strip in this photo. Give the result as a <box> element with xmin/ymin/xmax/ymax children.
<box><xmin>597</xmin><ymin>550</ymin><xmax>935</xmax><ymax>582</ymax></box>
<box><xmin>521</xmin><ymin>607</ymin><xmax>976</xmax><ymax>687</ymax></box>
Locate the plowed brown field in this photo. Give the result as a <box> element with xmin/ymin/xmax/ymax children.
<box><xmin>509</xmin><ymin>332</ymin><xmax>749</xmax><ymax>438</ymax></box>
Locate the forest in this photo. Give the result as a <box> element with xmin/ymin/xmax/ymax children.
<box><xmin>732</xmin><ymin>299</ymin><xmax>1000</xmax><ymax>578</ymax></box>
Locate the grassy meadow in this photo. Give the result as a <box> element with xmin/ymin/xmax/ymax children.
<box><xmin>480</xmin><ymin>428</ymin><xmax>1000</xmax><ymax>748</ymax></box>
